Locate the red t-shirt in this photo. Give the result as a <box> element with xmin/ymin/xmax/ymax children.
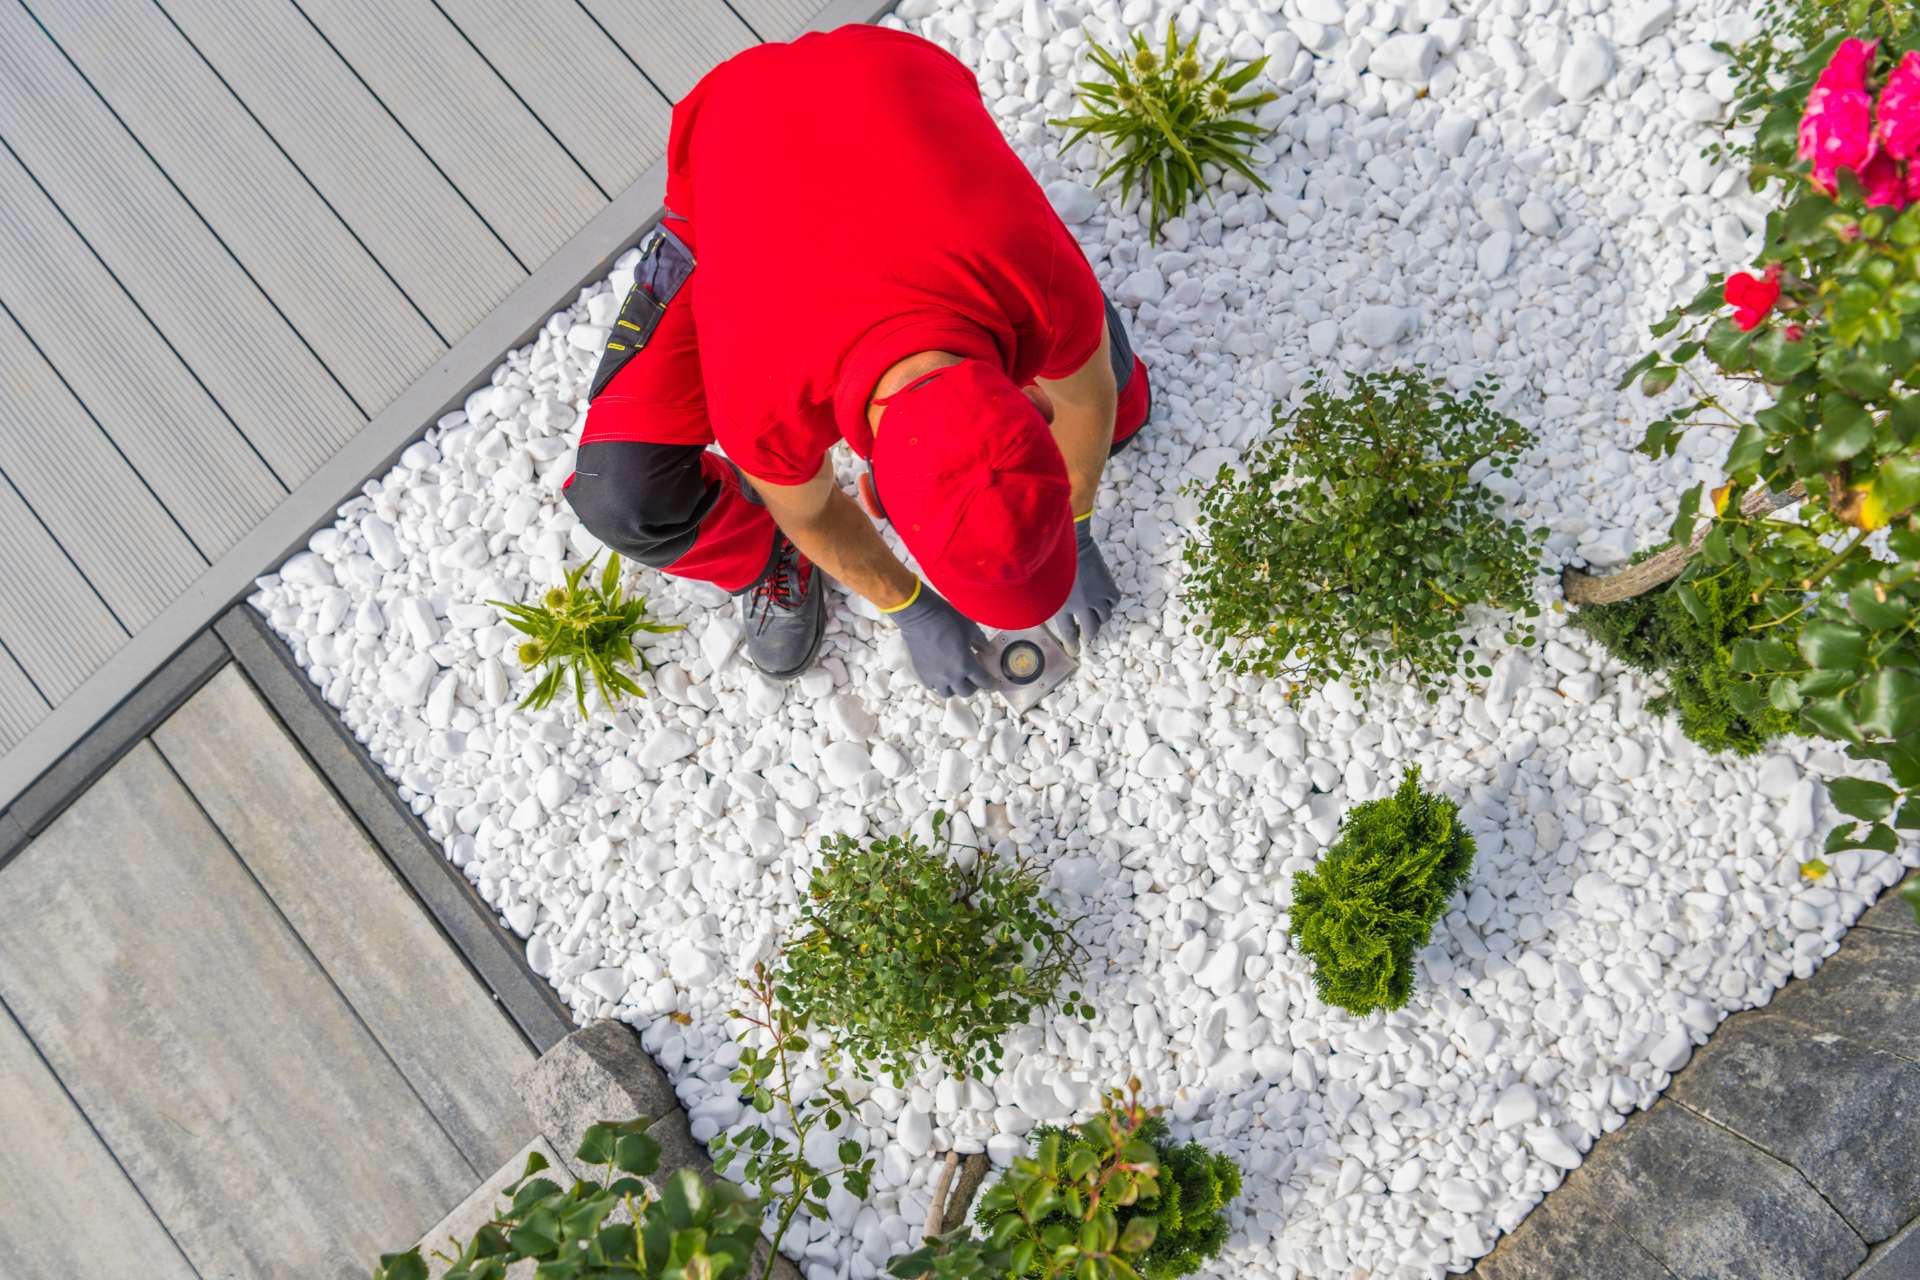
<box><xmin>666</xmin><ymin>25</ymin><xmax>1104</xmax><ymax>486</ymax></box>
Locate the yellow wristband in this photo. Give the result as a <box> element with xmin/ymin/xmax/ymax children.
<box><xmin>878</xmin><ymin>578</ymin><xmax>923</xmax><ymax>614</ymax></box>
<box><xmin>1074</xmin><ymin>510</ymin><xmax>1094</xmax><ymax>523</ymax></box>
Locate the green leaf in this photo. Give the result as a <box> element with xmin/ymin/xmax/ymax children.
<box><xmin>1901</xmin><ymin>877</ymin><xmax>1920</xmax><ymax>926</ymax></box>
<box><xmin>376</xmin><ymin>1250</ymin><xmax>429</xmax><ymax>1280</ymax></box>
<box><xmin>1802</xmin><ymin>856</ymin><xmax>1832</xmax><ymax>879</ymax></box>
<box><xmin>615</xmin><ymin>1132</ymin><xmax>662</xmax><ymax>1178</ymax></box>
<box><xmin>577</xmin><ymin>1123</ymin><xmax>618</xmax><ymax>1168</ymax></box>
<box><xmin>1751</xmin><ymin>325</ymin><xmax>1819</xmax><ymax>378</ymax></box>
<box><xmin>1641</xmin><ymin>364</ymin><xmax>1680</xmax><ymax>397</ymax></box>
<box><xmin>1800</xmin><ymin>621</ymin><xmax>1868</xmax><ymax>669</ymax></box>
<box><xmin>1873</xmin><ymin>452</ymin><xmax>1920</xmax><ymax>514</ymax></box>
<box><xmin>1826</xmin><ymin>777</ymin><xmax>1899</xmax><ymax>822</ymax></box>
<box><xmin>1615</xmin><ymin>351</ymin><xmax>1661</xmax><ymax>390</ymax></box>
<box><xmin>1813</xmin><ymin>395</ymin><xmax>1876</xmax><ymax>461</ymax></box>
<box><xmin>1853</xmin><ymin>666</ymin><xmax>1920</xmax><ymax>738</ymax></box>
<box><xmin>1702</xmin><ymin>317</ymin><xmax>1756</xmax><ymax>370</ymax></box>
<box><xmin>1674</xmin><ymin>581</ymin><xmax>1712</xmax><ymax>628</ymax></box>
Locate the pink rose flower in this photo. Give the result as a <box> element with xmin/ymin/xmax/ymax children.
<box><xmin>1860</xmin><ymin>150</ymin><xmax>1911</xmax><ymax>210</ymax></box>
<box><xmin>1879</xmin><ymin>49</ymin><xmax>1920</xmax><ymax>161</ymax></box>
<box><xmin>1800</xmin><ymin>38</ymin><xmax>1881</xmax><ymax>194</ymax></box>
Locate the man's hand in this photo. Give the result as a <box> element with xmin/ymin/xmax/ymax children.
<box><xmin>889</xmin><ymin>581</ymin><xmax>994</xmax><ymax>698</ymax></box>
<box><xmin>748</xmin><ymin>458</ymin><xmax>919</xmax><ymax>610</ymax></box>
<box><xmin>1051</xmin><ymin>516</ymin><xmax>1121</xmax><ymax>652</ymax></box>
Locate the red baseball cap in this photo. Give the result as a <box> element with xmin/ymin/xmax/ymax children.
<box><xmin>869</xmin><ymin>360</ymin><xmax>1075</xmax><ymax>630</ymax></box>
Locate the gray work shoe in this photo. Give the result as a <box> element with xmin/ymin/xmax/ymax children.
<box><xmin>738</xmin><ymin>533</ymin><xmax>824</xmax><ymax>682</ymax></box>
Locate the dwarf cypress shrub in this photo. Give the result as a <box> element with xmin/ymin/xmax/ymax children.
<box><xmin>976</xmin><ymin>1116</ymin><xmax>1241</xmax><ymax>1280</ymax></box>
<box><xmin>1571</xmin><ymin>556</ymin><xmax>1795</xmax><ymax>757</ymax></box>
<box><xmin>1288</xmin><ymin>767</ymin><xmax>1474</xmax><ymax>1016</ymax></box>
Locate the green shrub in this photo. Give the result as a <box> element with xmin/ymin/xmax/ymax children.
<box><xmin>972</xmin><ymin>1115</ymin><xmax>1240</xmax><ymax>1280</ymax></box>
<box><xmin>1053</xmin><ymin>21</ymin><xmax>1276</xmax><ymax>243</ymax></box>
<box><xmin>492</xmin><ymin>552</ymin><xmax>682</xmax><ymax>716</ymax></box>
<box><xmin>377</xmin><ymin>1118</ymin><xmax>763</xmax><ymax>1280</ymax></box>
<box><xmin>893</xmin><ymin>1085</ymin><xmax>1167</xmax><ymax>1280</ymax></box>
<box><xmin>775</xmin><ymin>816</ymin><xmax>1089</xmax><ymax>1086</ymax></box>
<box><xmin>1289</xmin><ymin>767</ymin><xmax>1475</xmax><ymax>1016</ymax></box>
<box><xmin>1180</xmin><ymin>369</ymin><xmax>1547</xmax><ymax>703</ymax></box>
<box><xmin>1571</xmin><ymin>554</ymin><xmax>1796</xmax><ymax>757</ymax></box>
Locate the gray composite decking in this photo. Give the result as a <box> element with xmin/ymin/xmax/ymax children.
<box><xmin>0</xmin><ymin>0</ymin><xmax>891</xmax><ymax>809</ymax></box>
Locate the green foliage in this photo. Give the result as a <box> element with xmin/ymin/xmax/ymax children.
<box><xmin>1181</xmin><ymin>368</ymin><xmax>1546</xmax><ymax>701</ymax></box>
<box><xmin>973</xmin><ymin>1116</ymin><xmax>1240</xmax><ymax>1280</ymax></box>
<box><xmin>1710</xmin><ymin>0</ymin><xmax>1915</xmax><ymax>170</ymax></box>
<box><xmin>491</xmin><ymin>552</ymin><xmax>682</xmax><ymax>717</ymax></box>
<box><xmin>891</xmin><ymin>1084</ymin><xmax>1166</xmax><ymax>1280</ymax></box>
<box><xmin>1572</xmin><ymin>555</ymin><xmax>1797</xmax><ymax>756</ymax></box>
<box><xmin>775</xmin><ymin>816</ymin><xmax>1089</xmax><ymax>1086</ymax></box>
<box><xmin>1288</xmin><ymin>767</ymin><xmax>1475</xmax><ymax>1016</ymax></box>
<box><xmin>1620</xmin><ymin>34</ymin><xmax>1920</xmax><ymax>856</ymax></box>
<box><xmin>712</xmin><ymin>965</ymin><xmax>875</xmax><ymax>1280</ymax></box>
<box><xmin>1053</xmin><ymin>21</ymin><xmax>1277</xmax><ymax>243</ymax></box>
<box><xmin>375</xmin><ymin>1118</ymin><xmax>762</xmax><ymax>1280</ymax></box>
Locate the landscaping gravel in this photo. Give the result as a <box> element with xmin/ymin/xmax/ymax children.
<box><xmin>250</xmin><ymin>0</ymin><xmax>1920</xmax><ymax>1276</ymax></box>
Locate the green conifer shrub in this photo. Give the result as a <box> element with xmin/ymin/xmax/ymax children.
<box><xmin>1288</xmin><ymin>767</ymin><xmax>1474</xmax><ymax>1016</ymax></box>
<box><xmin>1570</xmin><ymin>555</ymin><xmax>1796</xmax><ymax>756</ymax></box>
<box><xmin>973</xmin><ymin>1116</ymin><xmax>1241</xmax><ymax>1280</ymax></box>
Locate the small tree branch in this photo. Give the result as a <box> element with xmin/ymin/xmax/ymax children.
<box><xmin>925</xmin><ymin>1152</ymin><xmax>961</xmax><ymax>1242</ymax></box>
<box><xmin>941</xmin><ymin>1154</ymin><xmax>993</xmax><ymax>1233</ymax></box>
<box><xmin>1560</xmin><ymin>483</ymin><xmax>1808</xmax><ymax>606</ymax></box>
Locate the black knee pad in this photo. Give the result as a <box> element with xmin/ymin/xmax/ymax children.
<box><xmin>564</xmin><ymin>440</ymin><xmax>721</xmax><ymax>569</ymax></box>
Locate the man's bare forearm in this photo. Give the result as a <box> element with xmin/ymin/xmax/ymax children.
<box><xmin>776</xmin><ymin>485</ymin><xmax>919</xmax><ymax>610</ymax></box>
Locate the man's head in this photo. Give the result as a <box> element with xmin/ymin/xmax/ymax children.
<box><xmin>863</xmin><ymin>358</ymin><xmax>1075</xmax><ymax>629</ymax></box>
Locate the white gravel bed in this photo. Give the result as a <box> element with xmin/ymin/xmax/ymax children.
<box><xmin>249</xmin><ymin>0</ymin><xmax>1917</xmax><ymax>1276</ymax></box>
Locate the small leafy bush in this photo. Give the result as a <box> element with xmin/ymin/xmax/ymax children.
<box><xmin>714</xmin><ymin>963</ymin><xmax>875</xmax><ymax>1277</ymax></box>
<box><xmin>376</xmin><ymin>1117</ymin><xmax>762</xmax><ymax>1280</ymax></box>
<box><xmin>775</xmin><ymin>815</ymin><xmax>1088</xmax><ymax>1086</ymax></box>
<box><xmin>1054</xmin><ymin>21</ymin><xmax>1276</xmax><ymax>242</ymax></box>
<box><xmin>1181</xmin><ymin>369</ymin><xmax>1546</xmax><ymax>701</ymax></box>
<box><xmin>1289</xmin><ymin>767</ymin><xmax>1475</xmax><ymax>1016</ymax></box>
<box><xmin>492</xmin><ymin>552</ymin><xmax>682</xmax><ymax>716</ymax></box>
<box><xmin>974</xmin><ymin>1116</ymin><xmax>1240</xmax><ymax>1280</ymax></box>
<box><xmin>892</xmin><ymin>1083</ymin><xmax>1166</xmax><ymax>1280</ymax></box>
<box><xmin>1572</xmin><ymin>552</ymin><xmax>1796</xmax><ymax>756</ymax></box>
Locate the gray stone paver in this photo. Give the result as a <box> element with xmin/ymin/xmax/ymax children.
<box><xmin>1668</xmin><ymin>1012</ymin><xmax>1920</xmax><ymax>1242</ymax></box>
<box><xmin>1470</xmin><ymin>873</ymin><xmax>1920</xmax><ymax>1279</ymax></box>
<box><xmin>1575</xmin><ymin>1101</ymin><xmax>1866</xmax><ymax>1280</ymax></box>
<box><xmin>1469</xmin><ymin>1180</ymin><xmax>1675</xmax><ymax>1280</ymax></box>
<box><xmin>1857</xmin><ymin>872</ymin><xmax>1919</xmax><ymax>936</ymax></box>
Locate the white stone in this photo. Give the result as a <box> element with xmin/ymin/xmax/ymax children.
<box><xmin>1649</xmin><ymin>1025</ymin><xmax>1693</xmax><ymax>1073</ymax></box>
<box><xmin>1350</xmin><ymin>305</ymin><xmax>1410</xmax><ymax>349</ymax></box>
<box><xmin>1369</xmin><ymin>33</ymin><xmax>1437</xmax><ymax>82</ymax></box>
<box><xmin>1477</xmin><ymin>230</ymin><xmax>1513</xmax><ymax>280</ymax></box>
<box><xmin>1676</xmin><ymin>88</ymin><xmax>1724</xmax><ymax>122</ymax></box>
<box><xmin>1489</xmin><ymin>1090</ymin><xmax>1536</xmax><ymax>1128</ymax></box>
<box><xmin>1388</xmin><ymin>1158</ymin><xmax>1427</xmax><ymax>1194</ymax></box>
<box><xmin>668</xmin><ymin>944</ymin><xmax>719</xmax><ymax>988</ymax></box>
<box><xmin>701</xmin><ymin>616</ymin><xmax>743</xmax><ymax>671</ymax></box>
<box><xmin>1615</xmin><ymin>0</ymin><xmax>1675</xmax><ymax>45</ymax></box>
<box><xmin>638</xmin><ymin>729</ymin><xmax>697</xmax><ymax>768</ymax></box>
<box><xmin>898</xmin><ymin>1106</ymin><xmax>933</xmax><ymax>1157</ymax></box>
<box><xmin>581</xmin><ymin>968</ymin><xmax>629</xmax><ymax>1002</ymax></box>
<box><xmin>822</xmin><ymin>740</ymin><xmax>874</xmax><ymax>791</ymax></box>
<box><xmin>1756</xmin><ymin>757</ymin><xmax>1799</xmax><ymax>800</ymax></box>
<box><xmin>1526</xmin><ymin>1125</ymin><xmax>1584</xmax><ymax>1170</ymax></box>
<box><xmin>536</xmin><ymin>765</ymin><xmax>577</xmax><ymax>810</ymax></box>
<box><xmin>1436</xmin><ymin>1178</ymin><xmax>1485</xmax><ymax>1212</ymax></box>
<box><xmin>1435</xmin><ymin>113</ymin><xmax>1476</xmax><ymax>158</ymax></box>
<box><xmin>1518</xmin><ymin>197</ymin><xmax>1559</xmax><ymax>236</ymax></box>
<box><xmin>1308</xmin><ymin>319</ymin><xmax>1340</xmax><ymax>357</ymax></box>
<box><xmin>1119</xmin><ymin>267</ymin><xmax>1166</xmax><ymax>306</ymax></box>
<box><xmin>280</xmin><ymin>552</ymin><xmax>334</xmax><ymax>587</ymax></box>
<box><xmin>1045</xmin><ymin>179</ymin><xmax>1098</xmax><ymax>223</ymax></box>
<box><xmin>1138</xmin><ymin>743</ymin><xmax>1186</xmax><ymax>778</ymax></box>
<box><xmin>1558</xmin><ymin>36</ymin><xmax>1614</xmax><ymax>99</ymax></box>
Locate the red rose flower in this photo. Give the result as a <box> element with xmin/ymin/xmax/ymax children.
<box><xmin>1725</xmin><ymin>271</ymin><xmax>1781</xmax><ymax>331</ymax></box>
<box><xmin>1800</xmin><ymin>38</ymin><xmax>1881</xmax><ymax>195</ymax></box>
<box><xmin>1879</xmin><ymin>49</ymin><xmax>1920</xmax><ymax>161</ymax></box>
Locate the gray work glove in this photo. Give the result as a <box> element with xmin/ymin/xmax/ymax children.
<box><xmin>890</xmin><ymin>581</ymin><xmax>993</xmax><ymax>699</ymax></box>
<box><xmin>1050</xmin><ymin>516</ymin><xmax>1120</xmax><ymax>653</ymax></box>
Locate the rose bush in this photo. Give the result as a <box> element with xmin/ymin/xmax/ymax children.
<box><xmin>1618</xmin><ymin>30</ymin><xmax>1920</xmax><ymax>864</ymax></box>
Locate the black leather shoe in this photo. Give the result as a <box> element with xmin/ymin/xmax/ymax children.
<box><xmin>738</xmin><ymin>533</ymin><xmax>824</xmax><ymax>681</ymax></box>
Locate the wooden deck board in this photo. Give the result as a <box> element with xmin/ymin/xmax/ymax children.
<box><xmin>295</xmin><ymin>0</ymin><xmax>610</xmax><ymax>266</ymax></box>
<box><xmin>156</xmin><ymin>0</ymin><xmax>528</xmax><ymax>340</ymax></box>
<box><xmin>0</xmin><ymin>0</ymin><xmax>365</xmax><ymax>490</ymax></box>
<box><xmin>579</xmin><ymin>0</ymin><xmax>759</xmax><ymax>102</ymax></box>
<box><xmin>0</xmin><ymin>742</ymin><xmax>479</xmax><ymax>1276</ymax></box>
<box><xmin>153</xmin><ymin>666</ymin><xmax>539</xmax><ymax>1176</ymax></box>
<box><xmin>731</xmin><ymin>0</ymin><xmax>835</xmax><ymax>42</ymax></box>
<box><xmin>0</xmin><ymin>646</ymin><xmax>50</xmax><ymax>758</ymax></box>
<box><xmin>0</xmin><ymin>304</ymin><xmax>207</xmax><ymax>632</ymax></box>
<box><xmin>33</xmin><ymin>0</ymin><xmax>449</xmax><ymax>416</ymax></box>
<box><xmin>434</xmin><ymin>0</ymin><xmax>674</xmax><ymax>198</ymax></box>
<box><xmin>0</xmin><ymin>133</ymin><xmax>286</xmax><ymax>559</ymax></box>
<box><xmin>0</xmin><ymin>476</ymin><xmax>127</xmax><ymax>708</ymax></box>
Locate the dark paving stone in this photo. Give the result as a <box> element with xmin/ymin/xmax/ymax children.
<box><xmin>1854</xmin><ymin>1217</ymin><xmax>1920</xmax><ymax>1280</ymax></box>
<box><xmin>1573</xmin><ymin>1100</ymin><xmax>1865</xmax><ymax>1280</ymax></box>
<box><xmin>1668</xmin><ymin>1012</ymin><xmax>1920</xmax><ymax>1243</ymax></box>
<box><xmin>1467</xmin><ymin>1182</ymin><xmax>1674</xmax><ymax>1280</ymax></box>
<box><xmin>1859</xmin><ymin>872</ymin><xmax>1920</xmax><ymax>937</ymax></box>
<box><xmin>1766</xmin><ymin>927</ymin><xmax>1920</xmax><ymax>1063</ymax></box>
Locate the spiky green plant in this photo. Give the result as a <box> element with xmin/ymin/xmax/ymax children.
<box><xmin>490</xmin><ymin>552</ymin><xmax>682</xmax><ymax>717</ymax></box>
<box><xmin>973</xmin><ymin>1115</ymin><xmax>1240</xmax><ymax>1280</ymax></box>
<box><xmin>1289</xmin><ymin>767</ymin><xmax>1475</xmax><ymax>1016</ymax></box>
<box><xmin>1053</xmin><ymin>20</ymin><xmax>1277</xmax><ymax>243</ymax></box>
<box><xmin>1571</xmin><ymin>552</ymin><xmax>1796</xmax><ymax>756</ymax></box>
